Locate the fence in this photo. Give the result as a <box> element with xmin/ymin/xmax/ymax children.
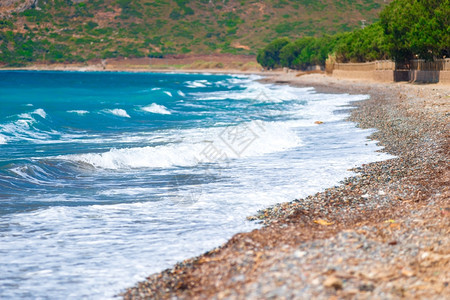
<box><xmin>410</xmin><ymin>59</ymin><xmax>450</xmax><ymax>71</ymax></box>
<box><xmin>332</xmin><ymin>60</ymin><xmax>395</xmax><ymax>71</ymax></box>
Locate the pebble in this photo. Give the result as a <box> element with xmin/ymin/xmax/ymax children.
<box><xmin>323</xmin><ymin>276</ymin><xmax>343</xmax><ymax>290</ymax></box>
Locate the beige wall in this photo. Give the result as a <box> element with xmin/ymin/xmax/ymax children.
<box><xmin>329</xmin><ymin>60</ymin><xmax>450</xmax><ymax>84</ymax></box>
<box><xmin>434</xmin><ymin>71</ymin><xmax>450</xmax><ymax>84</ymax></box>
<box><xmin>332</xmin><ymin>70</ymin><xmax>394</xmax><ymax>82</ymax></box>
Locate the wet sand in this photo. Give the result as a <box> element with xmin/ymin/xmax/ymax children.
<box><xmin>122</xmin><ymin>73</ymin><xmax>449</xmax><ymax>299</ymax></box>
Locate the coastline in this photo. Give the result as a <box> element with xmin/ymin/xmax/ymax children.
<box><xmin>121</xmin><ymin>73</ymin><xmax>449</xmax><ymax>299</ymax></box>
<box><xmin>0</xmin><ymin>55</ymin><xmax>266</xmax><ymax>75</ymax></box>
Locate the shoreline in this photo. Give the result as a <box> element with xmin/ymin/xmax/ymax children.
<box><xmin>122</xmin><ymin>73</ymin><xmax>449</xmax><ymax>299</ymax></box>
<box><xmin>0</xmin><ymin>66</ymin><xmax>268</xmax><ymax>75</ymax></box>
<box><xmin>0</xmin><ymin>55</ymin><xmax>265</xmax><ymax>75</ymax></box>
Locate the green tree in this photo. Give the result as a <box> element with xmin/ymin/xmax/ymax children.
<box><xmin>256</xmin><ymin>37</ymin><xmax>290</xmax><ymax>69</ymax></box>
<box><xmin>380</xmin><ymin>0</ymin><xmax>449</xmax><ymax>62</ymax></box>
<box><xmin>279</xmin><ymin>35</ymin><xmax>341</xmax><ymax>70</ymax></box>
<box><xmin>335</xmin><ymin>22</ymin><xmax>388</xmax><ymax>63</ymax></box>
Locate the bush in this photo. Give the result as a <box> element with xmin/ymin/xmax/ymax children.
<box><xmin>85</xmin><ymin>21</ymin><xmax>99</xmax><ymax>31</ymax></box>
<box><xmin>0</xmin><ymin>20</ymin><xmax>14</xmax><ymax>29</ymax></box>
<box><xmin>334</xmin><ymin>23</ymin><xmax>388</xmax><ymax>63</ymax></box>
<box><xmin>278</xmin><ymin>35</ymin><xmax>341</xmax><ymax>70</ymax></box>
<box><xmin>256</xmin><ymin>37</ymin><xmax>290</xmax><ymax>69</ymax></box>
<box><xmin>148</xmin><ymin>52</ymin><xmax>164</xmax><ymax>58</ymax></box>
<box><xmin>169</xmin><ymin>9</ymin><xmax>182</xmax><ymax>20</ymax></box>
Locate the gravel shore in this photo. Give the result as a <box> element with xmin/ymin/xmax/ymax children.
<box><xmin>122</xmin><ymin>74</ymin><xmax>449</xmax><ymax>299</ymax></box>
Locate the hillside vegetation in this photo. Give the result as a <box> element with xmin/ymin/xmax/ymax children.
<box><xmin>0</xmin><ymin>0</ymin><xmax>388</xmax><ymax>65</ymax></box>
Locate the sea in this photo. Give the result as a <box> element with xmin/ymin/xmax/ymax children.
<box><xmin>0</xmin><ymin>71</ymin><xmax>392</xmax><ymax>299</ymax></box>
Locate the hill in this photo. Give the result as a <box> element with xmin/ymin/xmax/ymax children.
<box><xmin>0</xmin><ymin>0</ymin><xmax>389</xmax><ymax>65</ymax></box>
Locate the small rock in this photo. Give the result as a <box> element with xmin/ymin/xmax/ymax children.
<box><xmin>323</xmin><ymin>276</ymin><xmax>343</xmax><ymax>290</ymax></box>
<box><xmin>359</xmin><ymin>283</ymin><xmax>375</xmax><ymax>292</ymax></box>
<box><xmin>401</xmin><ymin>268</ymin><xmax>414</xmax><ymax>277</ymax></box>
<box><xmin>294</xmin><ymin>250</ymin><xmax>307</xmax><ymax>258</ymax></box>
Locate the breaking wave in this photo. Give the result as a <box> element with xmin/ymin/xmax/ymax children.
<box><xmin>142</xmin><ymin>103</ymin><xmax>171</xmax><ymax>115</ymax></box>
<box><xmin>59</xmin><ymin>121</ymin><xmax>302</xmax><ymax>170</ymax></box>
<box><xmin>106</xmin><ymin>109</ymin><xmax>130</xmax><ymax>118</ymax></box>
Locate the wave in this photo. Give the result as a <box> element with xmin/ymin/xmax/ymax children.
<box><xmin>194</xmin><ymin>81</ymin><xmax>314</xmax><ymax>102</ymax></box>
<box><xmin>33</xmin><ymin>108</ymin><xmax>47</xmax><ymax>119</ymax></box>
<box><xmin>59</xmin><ymin>120</ymin><xmax>302</xmax><ymax>170</ymax></box>
<box><xmin>293</xmin><ymin>93</ymin><xmax>370</xmax><ymax>122</ymax></box>
<box><xmin>106</xmin><ymin>109</ymin><xmax>130</xmax><ymax>118</ymax></box>
<box><xmin>0</xmin><ymin>134</ymin><xmax>7</xmax><ymax>144</ymax></box>
<box><xmin>142</xmin><ymin>103</ymin><xmax>171</xmax><ymax>115</ymax></box>
<box><xmin>67</xmin><ymin>110</ymin><xmax>89</xmax><ymax>115</ymax></box>
<box><xmin>185</xmin><ymin>80</ymin><xmax>211</xmax><ymax>88</ymax></box>
<box><xmin>0</xmin><ymin>108</ymin><xmax>55</xmax><ymax>142</ymax></box>
<box><xmin>98</xmin><ymin>187</ymin><xmax>156</xmax><ymax>196</ymax></box>
<box><xmin>18</xmin><ymin>108</ymin><xmax>47</xmax><ymax>121</ymax></box>
<box><xmin>163</xmin><ymin>91</ymin><xmax>172</xmax><ymax>97</ymax></box>
<box><xmin>177</xmin><ymin>90</ymin><xmax>186</xmax><ymax>97</ymax></box>
<box><xmin>10</xmin><ymin>165</ymin><xmax>53</xmax><ymax>186</ymax></box>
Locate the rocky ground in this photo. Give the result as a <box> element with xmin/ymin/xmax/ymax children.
<box><xmin>121</xmin><ymin>74</ymin><xmax>449</xmax><ymax>299</ymax></box>
<box><xmin>0</xmin><ymin>0</ymin><xmax>37</xmax><ymax>16</ymax></box>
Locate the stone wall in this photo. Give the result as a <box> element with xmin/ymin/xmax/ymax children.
<box><xmin>329</xmin><ymin>59</ymin><xmax>450</xmax><ymax>84</ymax></box>
<box><xmin>331</xmin><ymin>69</ymin><xmax>394</xmax><ymax>82</ymax></box>
<box><xmin>329</xmin><ymin>60</ymin><xmax>394</xmax><ymax>82</ymax></box>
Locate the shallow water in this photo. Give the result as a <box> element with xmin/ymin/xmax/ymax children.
<box><xmin>0</xmin><ymin>71</ymin><xmax>392</xmax><ymax>299</ymax></box>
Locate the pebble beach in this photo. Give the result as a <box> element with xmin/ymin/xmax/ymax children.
<box><xmin>121</xmin><ymin>73</ymin><xmax>449</xmax><ymax>299</ymax></box>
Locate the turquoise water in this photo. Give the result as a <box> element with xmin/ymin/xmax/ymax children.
<box><xmin>0</xmin><ymin>71</ymin><xmax>392</xmax><ymax>299</ymax></box>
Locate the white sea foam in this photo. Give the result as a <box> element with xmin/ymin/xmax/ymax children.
<box><xmin>177</xmin><ymin>90</ymin><xmax>186</xmax><ymax>97</ymax></box>
<box><xmin>18</xmin><ymin>108</ymin><xmax>47</xmax><ymax>121</ymax></box>
<box><xmin>67</xmin><ymin>110</ymin><xmax>89</xmax><ymax>115</ymax></box>
<box><xmin>0</xmin><ymin>134</ymin><xmax>7</xmax><ymax>144</ymax></box>
<box><xmin>107</xmin><ymin>109</ymin><xmax>130</xmax><ymax>118</ymax></box>
<box><xmin>185</xmin><ymin>80</ymin><xmax>211</xmax><ymax>88</ymax></box>
<box><xmin>62</xmin><ymin>144</ymin><xmax>203</xmax><ymax>169</ymax></box>
<box><xmin>142</xmin><ymin>103</ymin><xmax>171</xmax><ymax>115</ymax></box>
<box><xmin>286</xmin><ymin>93</ymin><xmax>369</xmax><ymax>123</ymax></box>
<box><xmin>33</xmin><ymin>108</ymin><xmax>47</xmax><ymax>119</ymax></box>
<box><xmin>16</xmin><ymin>114</ymin><xmax>34</xmax><ymax>124</ymax></box>
<box><xmin>163</xmin><ymin>91</ymin><xmax>172</xmax><ymax>97</ymax></box>
<box><xmin>98</xmin><ymin>187</ymin><xmax>157</xmax><ymax>196</ymax></box>
<box><xmin>60</xmin><ymin>120</ymin><xmax>302</xmax><ymax>170</ymax></box>
<box><xmin>195</xmin><ymin>81</ymin><xmax>314</xmax><ymax>102</ymax></box>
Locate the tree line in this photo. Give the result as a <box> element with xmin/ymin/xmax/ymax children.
<box><xmin>257</xmin><ymin>0</ymin><xmax>449</xmax><ymax>70</ymax></box>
